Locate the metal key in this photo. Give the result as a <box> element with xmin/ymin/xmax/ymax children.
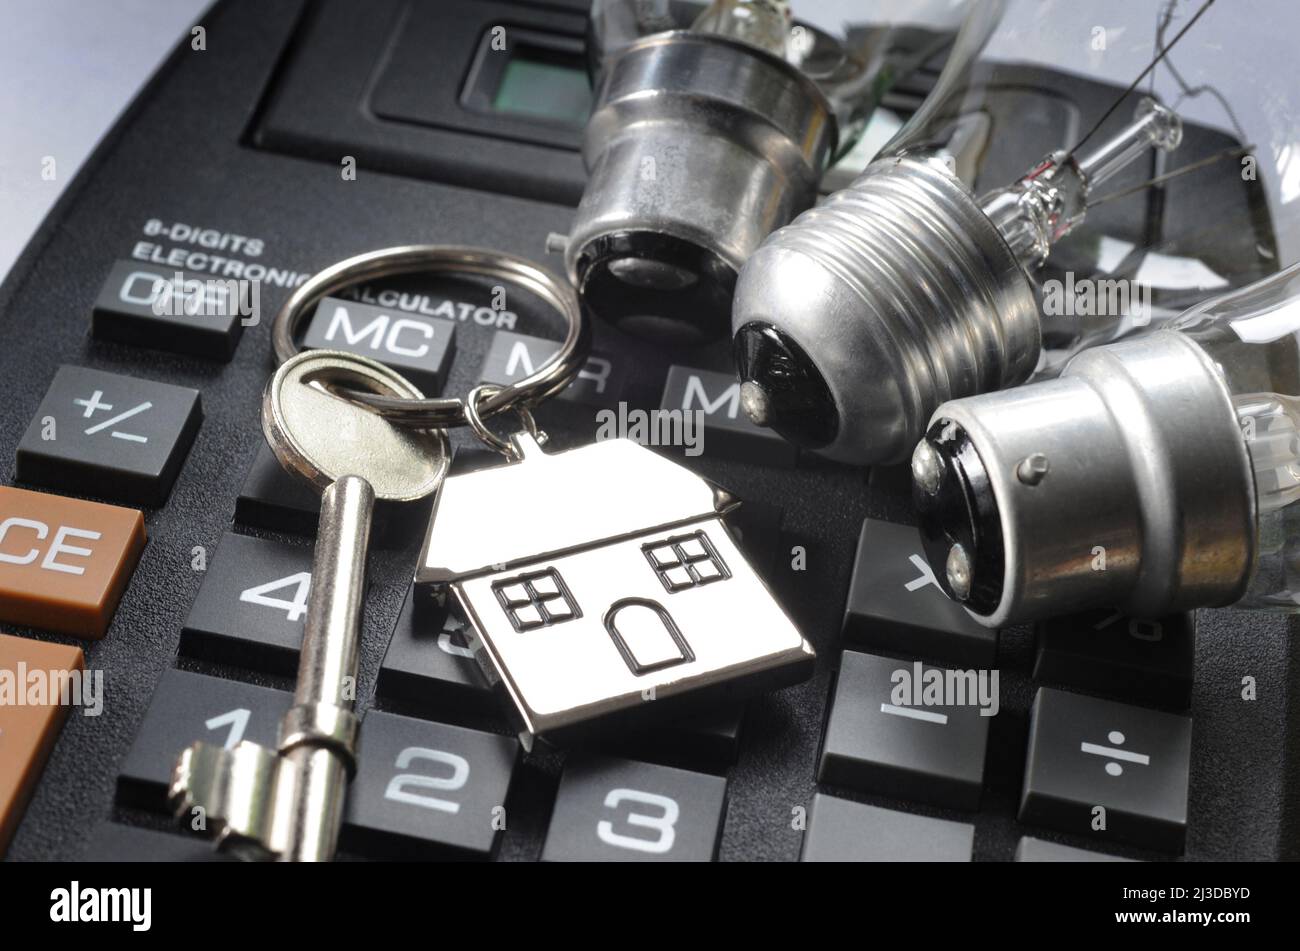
<box><xmin>169</xmin><ymin>351</ymin><xmax>448</xmax><ymax>861</ymax></box>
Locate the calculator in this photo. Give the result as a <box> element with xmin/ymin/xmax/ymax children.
<box><xmin>1</xmin><ymin>0</ymin><xmax>1296</xmax><ymax>863</ymax></box>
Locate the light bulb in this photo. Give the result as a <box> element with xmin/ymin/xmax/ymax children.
<box><xmin>910</xmin><ymin>261</ymin><xmax>1300</xmax><ymax>626</ymax></box>
<box><xmin>734</xmin><ymin>0</ymin><xmax>1297</xmax><ymax>465</ymax></box>
<box><xmin>564</xmin><ymin>0</ymin><xmax>983</xmax><ymax>343</ymax></box>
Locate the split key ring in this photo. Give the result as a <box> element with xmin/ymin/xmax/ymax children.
<box><xmin>269</xmin><ymin>245</ymin><xmax>589</xmax><ymax>429</ymax></box>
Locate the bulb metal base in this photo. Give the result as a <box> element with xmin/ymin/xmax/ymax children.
<box><xmin>732</xmin><ymin>156</ymin><xmax>1041</xmax><ymax>465</ymax></box>
<box><xmin>914</xmin><ymin>331</ymin><xmax>1258</xmax><ymax>627</ymax></box>
<box><xmin>567</xmin><ymin>31</ymin><xmax>835</xmax><ymax>343</ymax></box>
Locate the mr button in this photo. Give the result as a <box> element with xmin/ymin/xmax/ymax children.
<box><xmin>16</xmin><ymin>366</ymin><xmax>202</xmax><ymax>506</ymax></box>
<box><xmin>0</xmin><ymin>487</ymin><xmax>146</xmax><ymax>638</ymax></box>
<box><xmin>481</xmin><ymin>330</ymin><xmax>621</xmax><ymax>407</ymax></box>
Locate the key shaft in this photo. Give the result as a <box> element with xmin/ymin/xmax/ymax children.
<box><xmin>277</xmin><ymin>473</ymin><xmax>374</xmax><ymax>861</ymax></box>
<box><xmin>296</xmin><ymin>475</ymin><xmax>372</xmax><ymax>712</ymax></box>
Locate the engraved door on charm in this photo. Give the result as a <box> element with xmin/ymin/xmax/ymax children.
<box><xmin>605</xmin><ymin>529</ymin><xmax>731</xmax><ymax>675</ymax></box>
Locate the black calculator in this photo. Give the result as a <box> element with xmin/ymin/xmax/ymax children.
<box><xmin>0</xmin><ymin>0</ymin><xmax>1296</xmax><ymax>866</ymax></box>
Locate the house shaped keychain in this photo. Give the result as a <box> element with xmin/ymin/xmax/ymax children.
<box><xmin>416</xmin><ymin>430</ymin><xmax>815</xmax><ymax>748</ymax></box>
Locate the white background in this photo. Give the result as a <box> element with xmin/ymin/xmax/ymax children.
<box><xmin>0</xmin><ymin>0</ymin><xmax>209</xmax><ymax>284</ymax></box>
<box><xmin>1</xmin><ymin>0</ymin><xmax>1296</xmax><ymax>284</ymax></box>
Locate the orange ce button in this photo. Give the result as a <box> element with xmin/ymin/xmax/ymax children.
<box><xmin>0</xmin><ymin>486</ymin><xmax>146</xmax><ymax>639</ymax></box>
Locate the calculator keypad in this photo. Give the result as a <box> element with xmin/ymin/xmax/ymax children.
<box><xmin>233</xmin><ymin>440</ymin><xmax>426</xmax><ymax>547</ymax></box>
<box><xmin>541</xmin><ymin>755</ymin><xmax>727</xmax><ymax>862</ymax></box>
<box><xmin>82</xmin><ymin>823</ymin><xmax>233</xmax><ymax>862</ymax></box>
<box><xmin>234</xmin><ymin>441</ymin><xmax>323</xmax><ymax>536</ymax></box>
<box><xmin>800</xmin><ymin>793</ymin><xmax>974</xmax><ymax>862</ymax></box>
<box><xmin>92</xmin><ymin>261</ymin><xmax>248</xmax><ymax>361</ymax></box>
<box><xmin>842</xmin><ymin>518</ymin><xmax>997</xmax><ymax>667</ymax></box>
<box><xmin>604</xmin><ymin>703</ymin><xmax>747</xmax><ymax>771</ymax></box>
<box><xmin>16</xmin><ymin>366</ymin><xmax>202</xmax><ymax>507</ymax></box>
<box><xmin>818</xmin><ymin>650</ymin><xmax>990</xmax><ymax>809</ymax></box>
<box><xmin>0</xmin><ymin>486</ymin><xmax>146</xmax><ymax>638</ymax></box>
<box><xmin>724</xmin><ymin>499</ymin><xmax>782</xmax><ymax>580</ymax></box>
<box><xmin>659</xmin><ymin>365</ymin><xmax>795</xmax><ymax>466</ymax></box>
<box><xmin>343</xmin><ymin>710</ymin><xmax>519</xmax><ymax>858</ymax></box>
<box><xmin>179</xmin><ymin>532</ymin><xmax>315</xmax><ymax>673</ymax></box>
<box><xmin>303</xmin><ymin>296</ymin><xmax>455</xmax><ymax>394</ymax></box>
<box><xmin>1019</xmin><ymin>687</ymin><xmax>1191</xmax><ymax>853</ymax></box>
<box><xmin>481</xmin><ymin>330</ymin><xmax>622</xmax><ymax>407</ymax></box>
<box><xmin>0</xmin><ymin>634</ymin><xmax>85</xmax><ymax>856</ymax></box>
<box><xmin>1014</xmin><ymin>836</ymin><xmax>1135</xmax><ymax>862</ymax></box>
<box><xmin>377</xmin><ymin>585</ymin><xmax>496</xmax><ymax>714</ymax></box>
<box><xmin>117</xmin><ymin>669</ymin><xmax>291</xmax><ymax>810</ymax></box>
<box><xmin>1034</xmin><ymin>610</ymin><xmax>1194</xmax><ymax>710</ymax></box>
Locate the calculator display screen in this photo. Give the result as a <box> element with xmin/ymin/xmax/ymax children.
<box><xmin>490</xmin><ymin>48</ymin><xmax>592</xmax><ymax>126</ymax></box>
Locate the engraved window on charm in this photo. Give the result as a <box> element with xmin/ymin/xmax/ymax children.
<box><xmin>492</xmin><ymin>568</ymin><xmax>581</xmax><ymax>631</ymax></box>
<box><xmin>642</xmin><ymin>531</ymin><xmax>730</xmax><ymax>593</ymax></box>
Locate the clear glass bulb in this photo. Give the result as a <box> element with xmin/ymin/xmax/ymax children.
<box><xmin>733</xmin><ymin>0</ymin><xmax>1300</xmax><ymax>466</ymax></box>
<box><xmin>977</xmin><ymin>97</ymin><xmax>1183</xmax><ymax>268</ymax></box>
<box><xmin>911</xmin><ymin>261</ymin><xmax>1300</xmax><ymax>627</ymax></box>
<box><xmin>690</xmin><ymin>0</ymin><xmax>792</xmax><ymax>58</ymax></box>
<box><xmin>1165</xmin><ymin>264</ymin><xmax>1300</xmax><ymax>609</ymax></box>
<box><xmin>568</xmin><ymin>0</ymin><xmax>983</xmax><ymax>341</ymax></box>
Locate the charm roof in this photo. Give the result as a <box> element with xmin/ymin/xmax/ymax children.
<box><xmin>417</xmin><ymin>433</ymin><xmax>737</xmax><ymax>585</ymax></box>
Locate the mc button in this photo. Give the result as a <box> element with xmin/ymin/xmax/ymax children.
<box><xmin>0</xmin><ymin>486</ymin><xmax>146</xmax><ymax>638</ymax></box>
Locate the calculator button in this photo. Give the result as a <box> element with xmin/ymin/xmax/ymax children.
<box><xmin>118</xmin><ymin>669</ymin><xmax>291</xmax><ymax>810</ymax></box>
<box><xmin>179</xmin><ymin>532</ymin><xmax>314</xmax><ymax>673</ymax></box>
<box><xmin>234</xmin><ymin>442</ymin><xmax>322</xmax><ymax>536</ymax></box>
<box><xmin>481</xmin><ymin>330</ymin><xmax>622</xmax><ymax>407</ymax></box>
<box><xmin>0</xmin><ymin>486</ymin><xmax>146</xmax><ymax>638</ymax></box>
<box><xmin>342</xmin><ymin>710</ymin><xmax>519</xmax><ymax>858</ymax></box>
<box><xmin>799</xmin><ymin>793</ymin><xmax>973</xmax><ymax>862</ymax></box>
<box><xmin>1014</xmin><ymin>836</ymin><xmax>1137</xmax><ymax>862</ymax></box>
<box><xmin>16</xmin><ymin>366</ymin><xmax>202</xmax><ymax>507</ymax></box>
<box><xmin>606</xmin><ymin>703</ymin><xmax>746</xmax><ymax>770</ymax></box>
<box><xmin>302</xmin><ymin>296</ymin><xmax>455</xmax><ymax>394</ymax></box>
<box><xmin>818</xmin><ymin>650</ymin><xmax>990</xmax><ymax>809</ymax></box>
<box><xmin>1019</xmin><ymin>687</ymin><xmax>1191</xmax><ymax>853</ymax></box>
<box><xmin>0</xmin><ymin>633</ymin><xmax>85</xmax><ymax>856</ymax></box>
<box><xmin>724</xmin><ymin>500</ymin><xmax>782</xmax><ymax>579</ymax></box>
<box><xmin>377</xmin><ymin>584</ymin><xmax>496</xmax><ymax>714</ymax></box>
<box><xmin>1035</xmin><ymin>610</ymin><xmax>1194</xmax><ymax>710</ymax></box>
<box><xmin>91</xmin><ymin>261</ymin><xmax>248</xmax><ymax>361</ymax></box>
<box><xmin>541</xmin><ymin>755</ymin><xmax>727</xmax><ymax>862</ymax></box>
<box><xmin>659</xmin><ymin>365</ymin><xmax>796</xmax><ymax>466</ymax></box>
<box><xmin>842</xmin><ymin>518</ymin><xmax>997</xmax><ymax>667</ymax></box>
<box><xmin>234</xmin><ymin>440</ymin><xmax>424</xmax><ymax>547</ymax></box>
<box><xmin>82</xmin><ymin>823</ymin><xmax>231</xmax><ymax>861</ymax></box>
<box><xmin>665</xmin><ymin>704</ymin><xmax>745</xmax><ymax>765</ymax></box>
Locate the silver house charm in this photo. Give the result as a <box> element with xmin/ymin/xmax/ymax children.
<box><xmin>416</xmin><ymin>433</ymin><xmax>815</xmax><ymax>748</ymax></box>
